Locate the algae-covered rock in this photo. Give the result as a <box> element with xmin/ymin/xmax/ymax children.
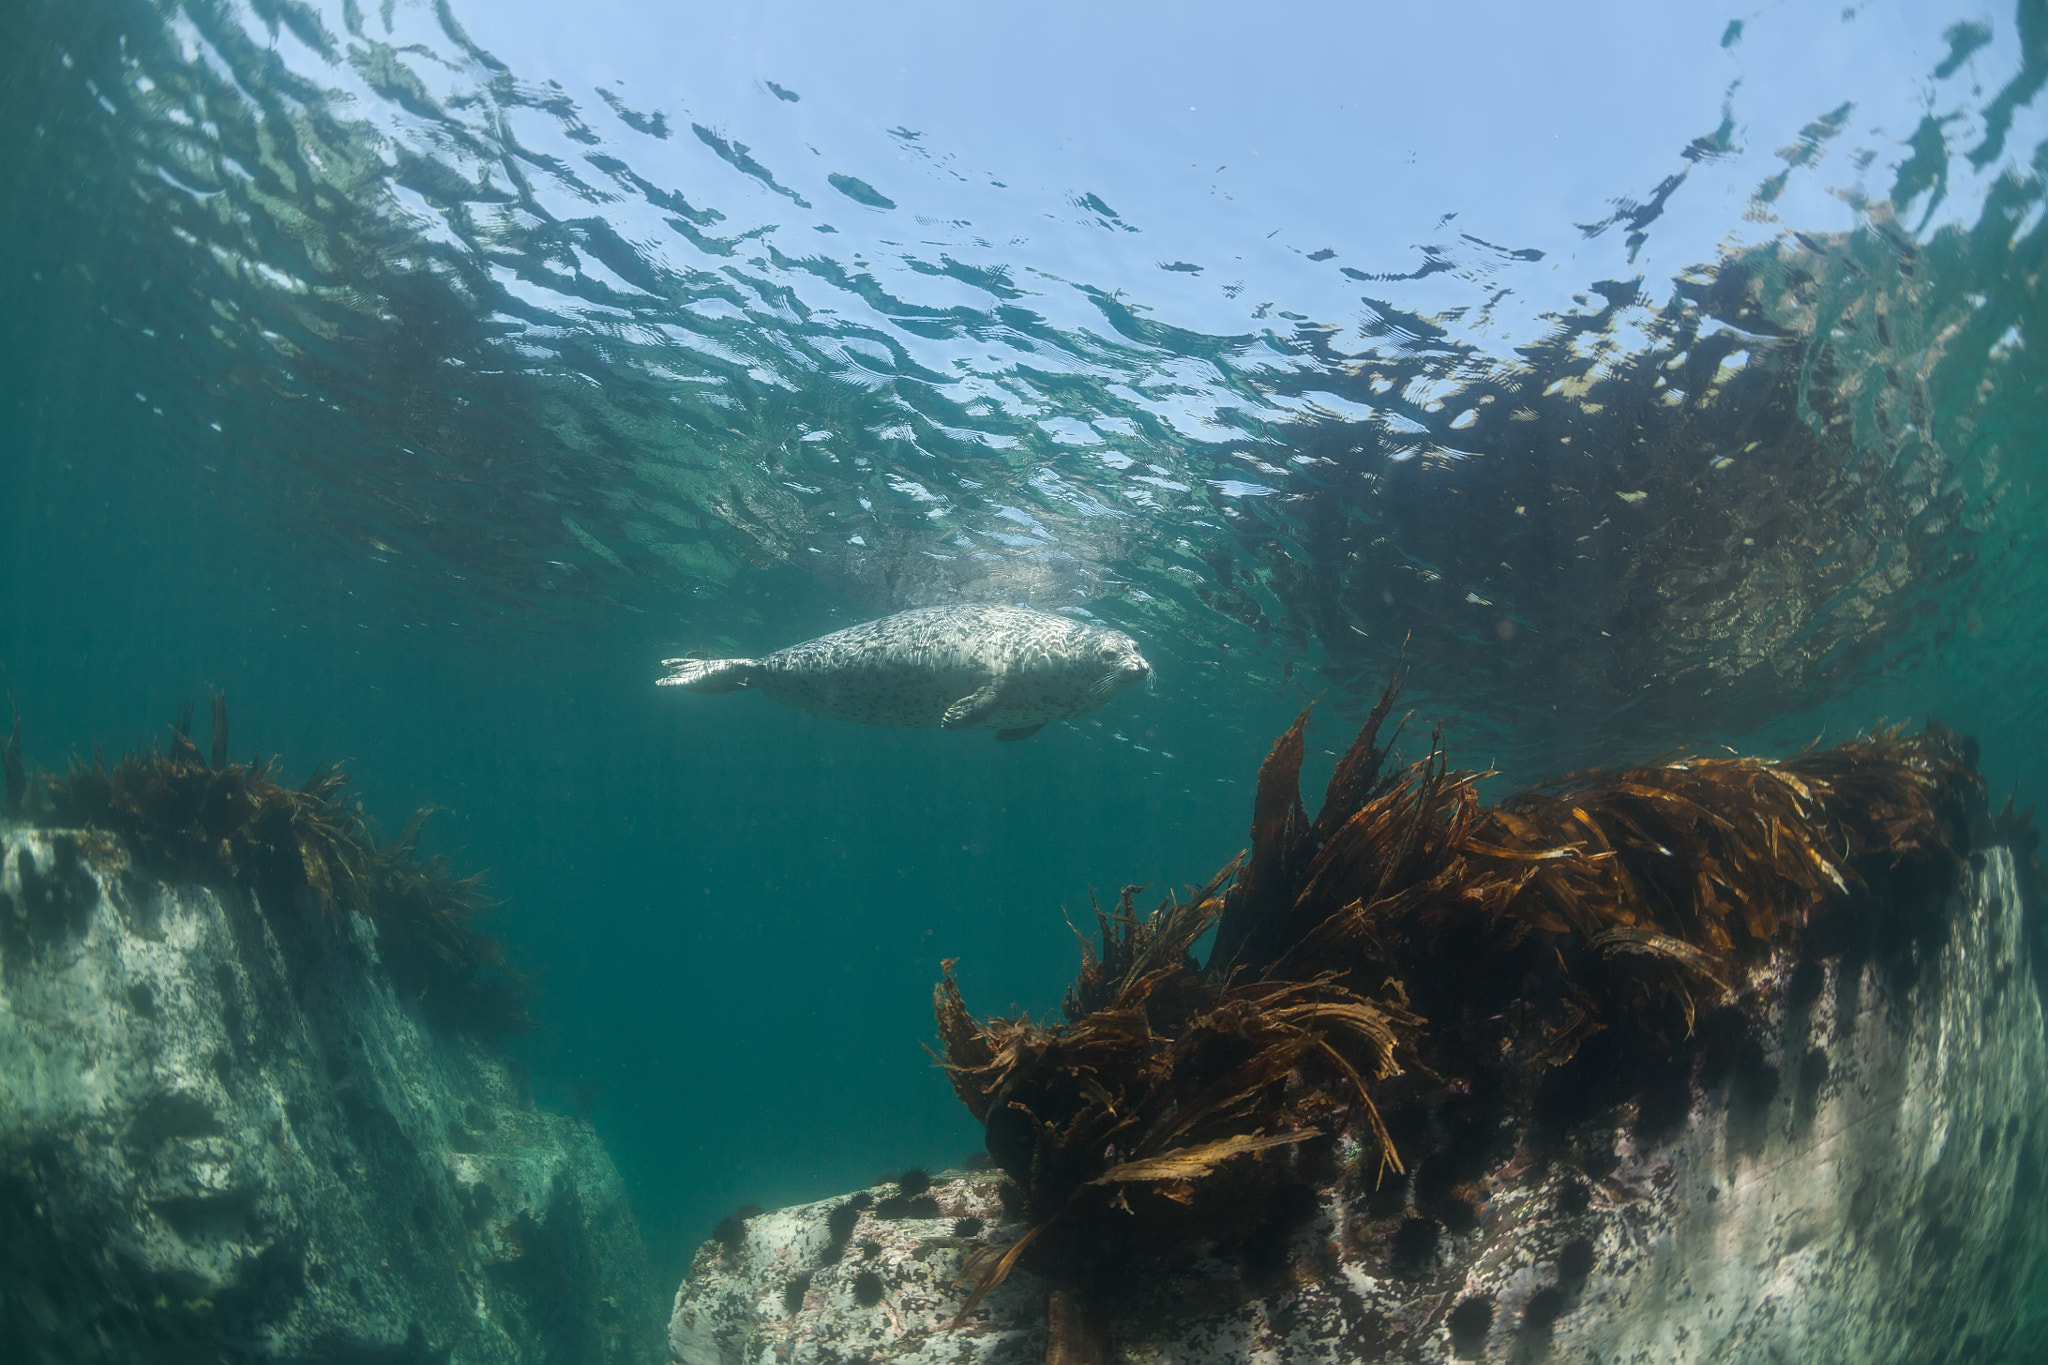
<box><xmin>672</xmin><ymin>845</ymin><xmax>2048</xmax><ymax>1364</ymax></box>
<box><xmin>0</xmin><ymin>826</ymin><xmax>663</xmax><ymax>1365</ymax></box>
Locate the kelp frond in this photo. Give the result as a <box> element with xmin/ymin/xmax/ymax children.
<box><xmin>14</xmin><ymin>700</ymin><xmax>532</xmax><ymax>1037</ymax></box>
<box><xmin>1089</xmin><ymin>1130</ymin><xmax>1311</xmax><ymax>1186</ymax></box>
<box><xmin>935</xmin><ymin>861</ymin><xmax>1420</xmax><ymax>1315</ymax></box>
<box><xmin>3</xmin><ymin>692</ymin><xmax>25</xmax><ymax>813</ymax></box>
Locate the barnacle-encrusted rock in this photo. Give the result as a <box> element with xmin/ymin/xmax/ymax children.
<box><xmin>0</xmin><ymin>827</ymin><xmax>662</xmax><ymax>1364</ymax></box>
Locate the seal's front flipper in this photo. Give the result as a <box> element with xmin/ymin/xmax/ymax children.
<box><xmin>995</xmin><ymin>725</ymin><xmax>1043</xmax><ymax>742</ymax></box>
<box><xmin>941</xmin><ymin>682</ymin><xmax>1003</xmax><ymax>730</ymax></box>
<box><xmin>657</xmin><ymin>656</ymin><xmax>760</xmax><ymax>692</ymax></box>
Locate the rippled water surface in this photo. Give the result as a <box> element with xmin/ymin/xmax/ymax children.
<box><xmin>8</xmin><ymin>0</ymin><xmax>2048</xmax><ymax>1277</ymax></box>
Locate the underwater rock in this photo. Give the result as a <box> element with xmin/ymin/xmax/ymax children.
<box><xmin>0</xmin><ymin>827</ymin><xmax>662</xmax><ymax>1364</ymax></box>
<box><xmin>672</xmin><ymin>844</ymin><xmax>2047</xmax><ymax>1363</ymax></box>
<box><xmin>671</xmin><ymin>1173</ymin><xmax>1045</xmax><ymax>1365</ymax></box>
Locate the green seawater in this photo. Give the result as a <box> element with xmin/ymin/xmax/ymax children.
<box><xmin>5</xmin><ymin>0</ymin><xmax>2048</xmax><ymax>1306</ymax></box>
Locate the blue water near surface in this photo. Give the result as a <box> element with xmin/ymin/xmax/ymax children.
<box><xmin>7</xmin><ymin>0</ymin><xmax>2048</xmax><ymax>1285</ymax></box>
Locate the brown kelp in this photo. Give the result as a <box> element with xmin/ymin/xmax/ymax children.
<box><xmin>10</xmin><ymin>699</ymin><xmax>532</xmax><ymax>1036</ymax></box>
<box><xmin>3</xmin><ymin>694</ymin><xmax>24</xmax><ymax>813</ymax></box>
<box><xmin>935</xmin><ymin>674</ymin><xmax>1980</xmax><ymax>1320</ymax></box>
<box><xmin>936</xmin><ymin>862</ymin><xmax>1416</xmax><ymax>1322</ymax></box>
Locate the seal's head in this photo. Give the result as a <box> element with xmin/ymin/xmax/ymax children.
<box><xmin>1083</xmin><ymin>626</ymin><xmax>1152</xmax><ymax>703</ymax></box>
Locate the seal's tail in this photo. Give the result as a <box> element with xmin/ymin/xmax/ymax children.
<box><xmin>656</xmin><ymin>654</ymin><xmax>760</xmax><ymax>692</ymax></box>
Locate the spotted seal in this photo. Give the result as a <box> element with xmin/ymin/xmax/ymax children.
<box><xmin>657</xmin><ymin>605</ymin><xmax>1150</xmax><ymax>741</ymax></box>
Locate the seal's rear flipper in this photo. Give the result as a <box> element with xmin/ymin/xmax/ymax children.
<box><xmin>657</xmin><ymin>657</ymin><xmax>759</xmax><ymax>692</ymax></box>
<box><xmin>995</xmin><ymin>725</ymin><xmax>1043</xmax><ymax>742</ymax></box>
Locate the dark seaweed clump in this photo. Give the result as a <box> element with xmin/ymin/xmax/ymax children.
<box><xmin>9</xmin><ymin>697</ymin><xmax>533</xmax><ymax>1036</ymax></box>
<box><xmin>935</xmin><ymin>670</ymin><xmax>1982</xmax><ymax>1320</ymax></box>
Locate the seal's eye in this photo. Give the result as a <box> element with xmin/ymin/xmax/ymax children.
<box><xmin>1099</xmin><ymin>646</ymin><xmax>1120</xmax><ymax>660</ymax></box>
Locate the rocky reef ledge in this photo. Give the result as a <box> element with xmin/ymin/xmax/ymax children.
<box><xmin>675</xmin><ymin>725</ymin><xmax>2048</xmax><ymax>1364</ymax></box>
<box><xmin>0</xmin><ymin>825</ymin><xmax>662</xmax><ymax>1364</ymax></box>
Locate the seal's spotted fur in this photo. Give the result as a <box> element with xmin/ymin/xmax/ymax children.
<box><xmin>657</xmin><ymin>605</ymin><xmax>1150</xmax><ymax>740</ymax></box>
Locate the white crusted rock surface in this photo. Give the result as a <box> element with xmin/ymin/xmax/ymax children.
<box><xmin>0</xmin><ymin>826</ymin><xmax>663</xmax><ymax>1365</ymax></box>
<box><xmin>671</xmin><ymin>1177</ymin><xmax>1046</xmax><ymax>1365</ymax></box>
<box><xmin>672</xmin><ymin>846</ymin><xmax>2047</xmax><ymax>1364</ymax></box>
